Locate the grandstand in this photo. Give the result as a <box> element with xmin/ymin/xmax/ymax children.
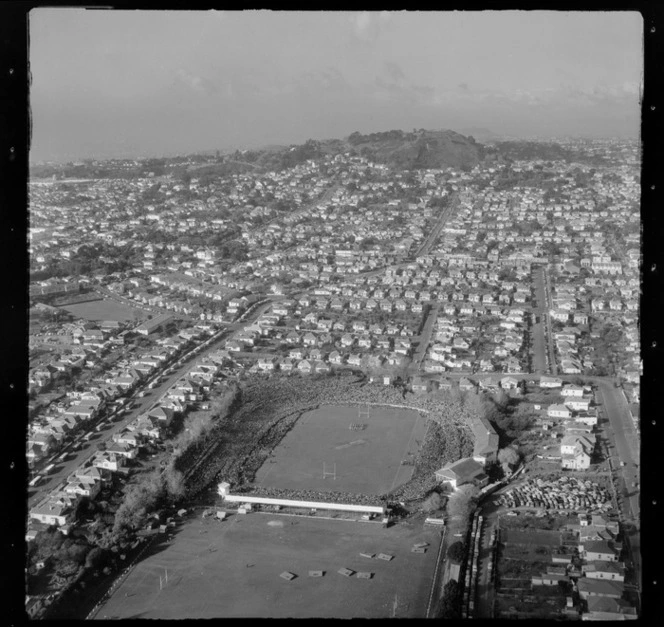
<box><xmin>217</xmin><ymin>482</ymin><xmax>387</xmax><ymax>517</ymax></box>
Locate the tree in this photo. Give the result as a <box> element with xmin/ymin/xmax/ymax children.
<box><xmin>447</xmin><ymin>541</ymin><xmax>466</xmax><ymax>564</ymax></box>
<box><xmin>85</xmin><ymin>547</ymin><xmax>106</xmax><ymax>570</ymax></box>
<box><xmin>498</xmin><ymin>445</ymin><xmax>521</xmax><ymax>470</ymax></box>
<box><xmin>439</xmin><ymin>579</ymin><xmax>463</xmax><ymax>618</ymax></box>
<box><xmin>446</xmin><ymin>484</ymin><xmax>480</xmax><ymax>525</ymax></box>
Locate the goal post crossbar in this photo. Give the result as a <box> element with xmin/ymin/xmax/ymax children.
<box><xmin>322</xmin><ymin>462</ymin><xmax>337</xmax><ymax>480</ymax></box>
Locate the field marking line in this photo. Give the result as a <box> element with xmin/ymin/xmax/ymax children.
<box><xmin>388</xmin><ymin>412</ymin><xmax>423</xmax><ymax>493</ymax></box>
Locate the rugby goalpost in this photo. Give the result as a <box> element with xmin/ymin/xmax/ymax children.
<box><xmin>159</xmin><ymin>569</ymin><xmax>169</xmax><ymax>590</ymax></box>
<box><xmin>322</xmin><ymin>462</ymin><xmax>337</xmax><ymax>480</ymax></box>
<box><xmin>350</xmin><ymin>404</ymin><xmax>370</xmax><ymax>431</ymax></box>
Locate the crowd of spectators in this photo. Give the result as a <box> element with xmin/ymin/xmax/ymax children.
<box><xmin>179</xmin><ymin>373</ymin><xmax>487</xmax><ymax>508</ymax></box>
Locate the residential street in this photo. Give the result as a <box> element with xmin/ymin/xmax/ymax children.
<box><xmin>28</xmin><ymin>299</ymin><xmax>277</xmax><ymax>509</ymax></box>
<box><xmin>409</xmin><ymin>304</ymin><xmax>439</xmax><ymax>374</ymax></box>
<box><xmin>532</xmin><ymin>265</ymin><xmax>557</xmax><ymax>375</ymax></box>
<box><xmin>595</xmin><ymin>380</ymin><xmax>640</xmax><ymax>590</ymax></box>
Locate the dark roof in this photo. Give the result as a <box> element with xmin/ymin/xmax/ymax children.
<box><xmin>437</xmin><ymin>457</ymin><xmax>485</xmax><ymax>482</ymax></box>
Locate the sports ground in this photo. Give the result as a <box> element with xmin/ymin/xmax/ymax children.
<box><xmin>60</xmin><ymin>298</ymin><xmax>145</xmax><ymax>322</ymax></box>
<box><xmin>254</xmin><ymin>404</ymin><xmax>428</xmax><ymax>495</ymax></box>
<box><xmin>94</xmin><ymin>512</ymin><xmax>442</xmax><ymax>619</ymax></box>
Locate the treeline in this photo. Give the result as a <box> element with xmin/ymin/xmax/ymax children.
<box><xmin>348</xmin><ymin>129</ymin><xmax>418</xmax><ymax>146</ymax></box>
<box><xmin>112</xmin><ymin>384</ymin><xmax>241</xmax><ymax>536</ymax></box>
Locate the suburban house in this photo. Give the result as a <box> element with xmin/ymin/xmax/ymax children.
<box><xmin>548</xmin><ymin>404</ymin><xmax>572</xmax><ymax>419</ymax></box>
<box><xmin>581</xmin><ymin>540</ymin><xmax>620</xmax><ymax>562</ymax></box>
<box><xmin>30</xmin><ymin>500</ymin><xmax>76</xmax><ymax>527</ymax></box>
<box><xmin>540</xmin><ymin>376</ymin><xmax>563</xmax><ymax>388</ymax></box>
<box><xmin>584</xmin><ymin>596</ymin><xmax>637</xmax><ymax>621</ymax></box>
<box><xmin>583</xmin><ymin>561</ymin><xmax>626</xmax><ymax>582</ymax></box>
<box><xmin>564</xmin><ymin>396</ymin><xmax>592</xmax><ymax>412</ymax></box>
<box><xmin>411</xmin><ymin>376</ymin><xmax>430</xmax><ymax>394</ymax></box>
<box><xmin>561</xmin><ymin>439</ymin><xmax>592</xmax><ymax>470</ymax></box>
<box><xmin>577</xmin><ymin>578</ymin><xmax>625</xmax><ymax>601</ymax></box>
<box><xmin>561</xmin><ymin>384</ymin><xmax>585</xmax><ymax>397</ymax></box>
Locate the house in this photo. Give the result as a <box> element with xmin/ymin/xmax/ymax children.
<box><xmin>531</xmin><ymin>573</ymin><xmax>570</xmax><ymax>586</ymax></box>
<box><xmin>565</xmin><ymin>396</ymin><xmax>592</xmax><ymax>412</ymax></box>
<box><xmin>459</xmin><ymin>377</ymin><xmax>475</xmax><ymax>392</ymax></box>
<box><xmin>348</xmin><ymin>353</ymin><xmax>363</xmax><ymax>367</ymax></box>
<box><xmin>583</xmin><ymin>561</ymin><xmax>626</xmax><ymax>582</ymax></box>
<box><xmin>584</xmin><ymin>596</ymin><xmax>638</xmax><ymax>620</ymax></box>
<box><xmin>577</xmin><ymin>578</ymin><xmax>624</xmax><ymax>600</ymax></box>
<box><xmin>30</xmin><ymin>501</ymin><xmax>76</xmax><ymax>527</ymax></box>
<box><xmin>548</xmin><ymin>404</ymin><xmax>572</xmax><ymax>419</ymax></box>
<box><xmin>435</xmin><ymin>457</ymin><xmax>489</xmax><ymax>490</ymax></box>
<box><xmin>297</xmin><ymin>359</ymin><xmax>313</xmax><ymax>374</ymax></box>
<box><xmin>581</xmin><ymin>540</ymin><xmax>620</xmax><ymax>562</ymax></box>
<box><xmin>148</xmin><ymin>406</ymin><xmax>175</xmax><ymax>425</ymax></box>
<box><xmin>257</xmin><ymin>357</ymin><xmax>277</xmax><ymax>371</ymax></box>
<box><xmin>279</xmin><ymin>357</ymin><xmax>295</xmax><ymax>372</ymax></box>
<box><xmin>340</xmin><ymin>334</ymin><xmax>354</xmax><ymax>348</ymax></box>
<box><xmin>289</xmin><ymin>348</ymin><xmax>305</xmax><ymax>360</ymax></box>
<box><xmin>479</xmin><ymin>377</ymin><xmax>501</xmax><ymax>393</ymax></box>
<box><xmin>314</xmin><ymin>360</ymin><xmax>331</xmax><ymax>374</ymax></box>
<box><xmin>500</xmin><ymin>376</ymin><xmax>520</xmax><ymax>390</ymax></box>
<box><xmin>329</xmin><ymin>351</ymin><xmax>344</xmax><ymax>365</ymax></box>
<box><xmin>540</xmin><ymin>376</ymin><xmax>563</xmax><ymax>388</ymax></box>
<box><xmin>411</xmin><ymin>376</ymin><xmax>430</xmax><ymax>394</ymax></box>
<box><xmin>561</xmin><ymin>440</ymin><xmax>592</xmax><ymax>470</ymax></box>
<box><xmin>64</xmin><ymin>478</ymin><xmax>102</xmax><ymax>500</ymax></box>
<box><xmin>303</xmin><ymin>332</ymin><xmax>318</xmax><ymax>347</ymax></box>
<box><xmin>561</xmin><ymin>384</ymin><xmax>585</xmax><ymax>397</ymax></box>
<box><xmin>92</xmin><ymin>451</ymin><xmax>125</xmax><ymax>472</ymax></box>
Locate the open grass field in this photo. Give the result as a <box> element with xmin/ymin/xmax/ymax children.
<box><xmin>501</xmin><ymin>528</ymin><xmax>563</xmax><ymax>547</ymax></box>
<box><xmin>94</xmin><ymin>512</ymin><xmax>442</xmax><ymax>619</ymax></box>
<box><xmin>59</xmin><ymin>298</ymin><xmax>145</xmax><ymax>322</ymax></box>
<box><xmin>254</xmin><ymin>404</ymin><xmax>428</xmax><ymax>495</ymax></box>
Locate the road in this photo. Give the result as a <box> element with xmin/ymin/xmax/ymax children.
<box><xmin>28</xmin><ymin>298</ymin><xmax>278</xmax><ymax>510</ymax></box>
<box><xmin>532</xmin><ymin>266</ymin><xmax>557</xmax><ymax>375</ymax></box>
<box><xmin>595</xmin><ymin>381</ymin><xmax>640</xmax><ymax>590</ymax></box>
<box><xmin>408</xmin><ymin>304</ymin><xmax>439</xmax><ymax>374</ymax></box>
<box><xmin>412</xmin><ymin>193</ymin><xmax>459</xmax><ymax>259</ymax></box>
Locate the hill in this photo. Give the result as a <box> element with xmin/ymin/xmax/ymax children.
<box><xmin>342</xmin><ymin>128</ymin><xmax>484</xmax><ymax>170</ymax></box>
<box><xmin>460</xmin><ymin>127</ymin><xmax>501</xmax><ymax>143</ymax></box>
<box><xmin>231</xmin><ymin>128</ymin><xmax>485</xmax><ymax>173</ymax></box>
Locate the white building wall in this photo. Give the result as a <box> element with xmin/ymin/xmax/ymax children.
<box><xmin>218</xmin><ymin>484</ymin><xmax>385</xmax><ymax>515</ymax></box>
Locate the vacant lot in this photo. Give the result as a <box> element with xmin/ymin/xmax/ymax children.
<box><xmin>254</xmin><ymin>404</ymin><xmax>427</xmax><ymax>495</ymax></box>
<box><xmin>501</xmin><ymin>528</ymin><xmax>562</xmax><ymax>547</ymax></box>
<box><xmin>94</xmin><ymin>512</ymin><xmax>442</xmax><ymax>619</ymax></box>
<box><xmin>60</xmin><ymin>298</ymin><xmax>145</xmax><ymax>322</ymax></box>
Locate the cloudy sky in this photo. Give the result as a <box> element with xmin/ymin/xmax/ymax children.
<box><xmin>30</xmin><ymin>10</ymin><xmax>643</xmax><ymax>162</ymax></box>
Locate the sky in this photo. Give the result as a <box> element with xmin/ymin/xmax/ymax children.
<box><xmin>29</xmin><ymin>10</ymin><xmax>643</xmax><ymax>162</ymax></box>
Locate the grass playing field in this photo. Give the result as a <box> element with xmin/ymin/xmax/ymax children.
<box><xmin>94</xmin><ymin>512</ymin><xmax>442</xmax><ymax>619</ymax></box>
<box><xmin>254</xmin><ymin>404</ymin><xmax>428</xmax><ymax>495</ymax></box>
<box><xmin>60</xmin><ymin>298</ymin><xmax>145</xmax><ymax>322</ymax></box>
